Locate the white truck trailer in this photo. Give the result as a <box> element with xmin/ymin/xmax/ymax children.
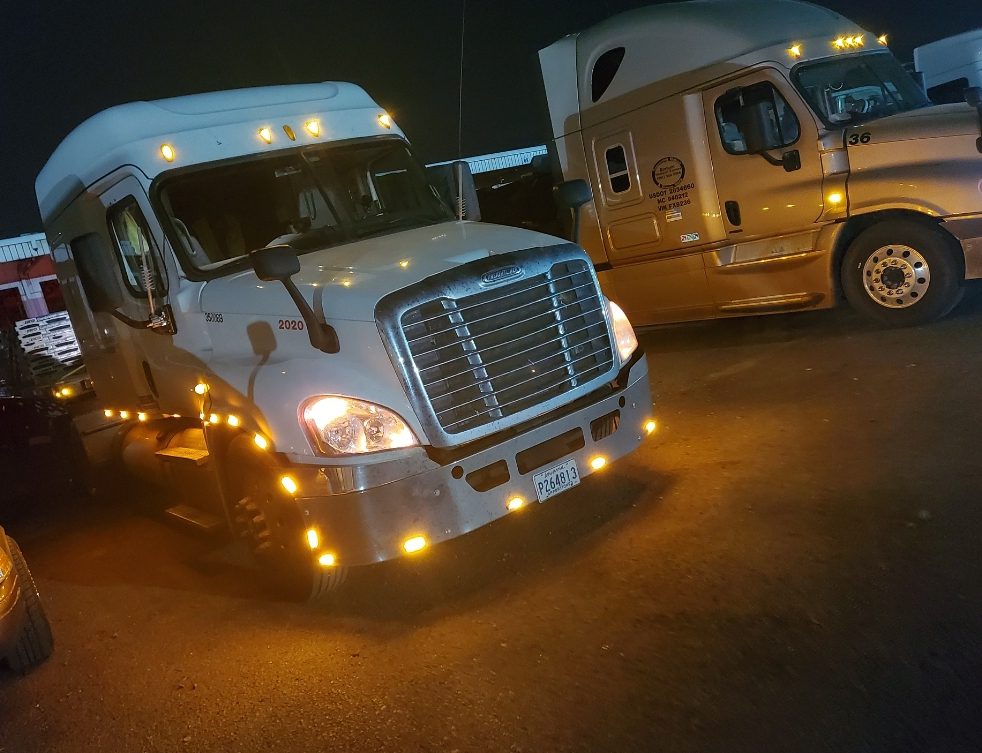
<box><xmin>914</xmin><ymin>28</ymin><xmax>982</xmax><ymax>104</ymax></box>
<box><xmin>35</xmin><ymin>83</ymin><xmax>654</xmax><ymax>598</ymax></box>
<box><xmin>539</xmin><ymin>0</ymin><xmax>982</xmax><ymax>327</ymax></box>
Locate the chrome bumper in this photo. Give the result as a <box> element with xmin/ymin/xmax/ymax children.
<box><xmin>293</xmin><ymin>356</ymin><xmax>652</xmax><ymax>566</ymax></box>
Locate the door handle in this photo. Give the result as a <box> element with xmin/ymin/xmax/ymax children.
<box><xmin>725</xmin><ymin>200</ymin><xmax>742</xmax><ymax>226</ymax></box>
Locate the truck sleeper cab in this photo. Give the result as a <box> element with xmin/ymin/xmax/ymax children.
<box><xmin>35</xmin><ymin>83</ymin><xmax>654</xmax><ymax>598</ymax></box>
<box><xmin>539</xmin><ymin>0</ymin><xmax>982</xmax><ymax>327</ymax></box>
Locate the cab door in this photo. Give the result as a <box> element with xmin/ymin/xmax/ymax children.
<box><xmin>96</xmin><ymin>174</ymin><xmax>179</xmax><ymax>410</ymax></box>
<box><xmin>700</xmin><ymin>70</ymin><xmax>829</xmax><ymax>309</ymax></box>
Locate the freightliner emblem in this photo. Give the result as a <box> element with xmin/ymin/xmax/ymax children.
<box><xmin>480</xmin><ymin>264</ymin><xmax>524</xmax><ymax>286</ymax></box>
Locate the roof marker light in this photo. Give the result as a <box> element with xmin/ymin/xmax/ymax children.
<box><xmin>119</xmin><ymin>411</ymin><xmax>130</xmax><ymax>420</ymax></box>
<box><xmin>304</xmin><ymin>119</ymin><xmax>321</xmax><ymax>137</ymax></box>
<box><xmin>378</xmin><ymin>112</ymin><xmax>393</xmax><ymax>129</ymax></box>
<box><xmin>258</xmin><ymin>127</ymin><xmax>273</xmax><ymax>144</ymax></box>
<box><xmin>787</xmin><ymin>43</ymin><xmax>803</xmax><ymax>59</ymax></box>
<box><xmin>253</xmin><ymin>433</ymin><xmax>269</xmax><ymax>450</ymax></box>
<box><xmin>227</xmin><ymin>414</ymin><xmax>240</xmax><ymax>427</ymax></box>
<box><xmin>280</xmin><ymin>475</ymin><xmax>298</xmax><ymax>495</ymax></box>
<box><xmin>104</xmin><ymin>409</ymin><xmax>114</xmax><ymax>418</ymax></box>
<box><xmin>306</xmin><ymin>528</ymin><xmax>320</xmax><ymax>550</ymax></box>
<box><xmin>160</xmin><ymin>144</ymin><xmax>176</xmax><ymax>162</ymax></box>
<box><xmin>283</xmin><ymin>124</ymin><xmax>297</xmax><ymax>141</ymax></box>
<box><xmin>877</xmin><ymin>34</ymin><xmax>888</xmax><ymax>46</ymax></box>
<box><xmin>318</xmin><ymin>552</ymin><xmax>337</xmax><ymax>567</ymax></box>
<box><xmin>137</xmin><ymin>412</ymin><xmax>147</xmax><ymax>422</ymax></box>
<box><xmin>194</xmin><ymin>382</ymin><xmax>209</xmax><ymax>395</ymax></box>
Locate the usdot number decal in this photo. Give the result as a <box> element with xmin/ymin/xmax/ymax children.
<box><xmin>278</xmin><ymin>319</ymin><xmax>305</xmax><ymax>331</ymax></box>
<box><xmin>848</xmin><ymin>132</ymin><xmax>872</xmax><ymax>146</ymax></box>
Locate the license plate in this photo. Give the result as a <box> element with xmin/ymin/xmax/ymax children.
<box><xmin>532</xmin><ymin>458</ymin><xmax>580</xmax><ymax>503</ymax></box>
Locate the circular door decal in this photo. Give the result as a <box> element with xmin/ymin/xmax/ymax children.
<box><xmin>652</xmin><ymin>157</ymin><xmax>685</xmax><ymax>188</ymax></box>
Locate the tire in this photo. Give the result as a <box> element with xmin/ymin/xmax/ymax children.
<box><xmin>841</xmin><ymin>219</ymin><xmax>964</xmax><ymax>326</ymax></box>
<box><xmin>5</xmin><ymin>540</ymin><xmax>54</xmax><ymax>674</ymax></box>
<box><xmin>226</xmin><ymin>436</ymin><xmax>349</xmax><ymax>601</ymax></box>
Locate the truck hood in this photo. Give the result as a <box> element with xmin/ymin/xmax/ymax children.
<box><xmin>844</xmin><ymin>103</ymin><xmax>980</xmax><ymax>146</ymax></box>
<box><xmin>199</xmin><ymin>221</ymin><xmax>565</xmax><ymax>322</ymax></box>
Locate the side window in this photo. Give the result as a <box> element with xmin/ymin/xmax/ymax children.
<box><xmin>605</xmin><ymin>145</ymin><xmax>631</xmax><ymax>194</ymax></box>
<box><xmin>592</xmin><ymin>47</ymin><xmax>626</xmax><ymax>103</ymax></box>
<box><xmin>714</xmin><ymin>82</ymin><xmax>801</xmax><ymax>155</ymax></box>
<box><xmin>107</xmin><ymin>199</ymin><xmax>166</xmax><ymax>296</ymax></box>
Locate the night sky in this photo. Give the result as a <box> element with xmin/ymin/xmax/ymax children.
<box><xmin>2</xmin><ymin>0</ymin><xmax>980</xmax><ymax>238</ymax></box>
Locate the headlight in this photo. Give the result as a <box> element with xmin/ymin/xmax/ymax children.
<box><xmin>607</xmin><ymin>299</ymin><xmax>638</xmax><ymax>364</ymax></box>
<box><xmin>301</xmin><ymin>396</ymin><xmax>419</xmax><ymax>456</ymax></box>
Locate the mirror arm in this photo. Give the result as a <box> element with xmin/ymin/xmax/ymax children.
<box><xmin>756</xmin><ymin>150</ymin><xmax>784</xmax><ymax>167</ymax></box>
<box><xmin>109</xmin><ymin>310</ymin><xmax>152</xmax><ymax>329</ymax></box>
<box><xmin>280</xmin><ymin>278</ymin><xmax>340</xmax><ymax>354</ymax></box>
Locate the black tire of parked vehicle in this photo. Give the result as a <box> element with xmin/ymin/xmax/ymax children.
<box><xmin>5</xmin><ymin>540</ymin><xmax>54</xmax><ymax>674</ymax></box>
<box><xmin>226</xmin><ymin>435</ymin><xmax>349</xmax><ymax>601</ymax></box>
<box><xmin>841</xmin><ymin>219</ymin><xmax>964</xmax><ymax>326</ymax></box>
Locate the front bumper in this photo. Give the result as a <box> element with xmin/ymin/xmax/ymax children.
<box><xmin>292</xmin><ymin>355</ymin><xmax>653</xmax><ymax>566</ymax></box>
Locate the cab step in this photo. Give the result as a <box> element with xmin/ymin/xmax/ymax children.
<box><xmin>156</xmin><ymin>446</ymin><xmax>210</xmax><ymax>466</ymax></box>
<box><xmin>164</xmin><ymin>504</ymin><xmax>225</xmax><ymax>534</ymax></box>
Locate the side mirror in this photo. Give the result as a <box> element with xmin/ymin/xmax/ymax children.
<box><xmin>250</xmin><ymin>244</ymin><xmax>301</xmax><ymax>281</ymax></box>
<box><xmin>426</xmin><ymin>160</ymin><xmax>481</xmax><ymax>221</ymax></box>
<box><xmin>72</xmin><ymin>233</ymin><xmax>124</xmax><ymax>313</ymax></box>
<box><xmin>736</xmin><ymin>101</ymin><xmax>778</xmax><ymax>155</ymax></box>
<box><xmin>249</xmin><ymin>246</ymin><xmax>339</xmax><ymax>353</ymax></box>
<box><xmin>554</xmin><ymin>179</ymin><xmax>593</xmax><ymax>245</ymax></box>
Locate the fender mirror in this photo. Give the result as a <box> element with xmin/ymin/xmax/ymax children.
<box><xmin>249</xmin><ymin>246</ymin><xmax>339</xmax><ymax>353</ymax></box>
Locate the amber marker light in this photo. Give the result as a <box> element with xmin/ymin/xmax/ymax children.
<box><xmin>282</xmin><ymin>124</ymin><xmax>297</xmax><ymax>141</ymax></box>
<box><xmin>318</xmin><ymin>552</ymin><xmax>337</xmax><ymax>567</ymax></box>
<box><xmin>209</xmin><ymin>413</ymin><xmax>221</xmax><ymax>425</ymax></box>
<box><xmin>194</xmin><ymin>382</ymin><xmax>209</xmax><ymax>395</ymax></box>
<box><xmin>119</xmin><ymin>410</ymin><xmax>130</xmax><ymax>420</ymax></box>
<box><xmin>280</xmin><ymin>475</ymin><xmax>298</xmax><ymax>495</ymax></box>
<box><xmin>227</xmin><ymin>414</ymin><xmax>240</xmax><ymax>427</ymax></box>
<box><xmin>304</xmin><ymin>119</ymin><xmax>321</xmax><ymax>137</ymax></box>
<box><xmin>160</xmin><ymin>144</ymin><xmax>176</xmax><ymax>162</ymax></box>
<box><xmin>399</xmin><ymin>259</ymin><xmax>410</xmax><ymax>268</ymax></box>
<box><xmin>137</xmin><ymin>412</ymin><xmax>147</xmax><ymax>422</ymax></box>
<box><xmin>258</xmin><ymin>127</ymin><xmax>273</xmax><ymax>144</ymax></box>
<box><xmin>590</xmin><ymin>456</ymin><xmax>608</xmax><ymax>471</ymax></box>
<box><xmin>378</xmin><ymin>112</ymin><xmax>393</xmax><ymax>129</ymax></box>
<box><xmin>827</xmin><ymin>192</ymin><xmax>844</xmax><ymax>206</ymax></box>
<box><xmin>254</xmin><ymin>433</ymin><xmax>269</xmax><ymax>450</ymax></box>
<box><xmin>644</xmin><ymin>420</ymin><xmax>657</xmax><ymax>435</ymax></box>
<box><xmin>104</xmin><ymin>409</ymin><xmax>114</xmax><ymax>418</ymax></box>
<box><xmin>403</xmin><ymin>535</ymin><xmax>426</xmax><ymax>554</ymax></box>
<box><xmin>506</xmin><ymin>496</ymin><xmax>526</xmax><ymax>511</ymax></box>
<box><xmin>787</xmin><ymin>43</ymin><xmax>802</xmax><ymax>59</ymax></box>
<box><xmin>877</xmin><ymin>34</ymin><xmax>889</xmax><ymax>46</ymax></box>
<box><xmin>306</xmin><ymin>528</ymin><xmax>320</xmax><ymax>550</ymax></box>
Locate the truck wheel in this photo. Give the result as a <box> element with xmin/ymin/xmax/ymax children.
<box><xmin>841</xmin><ymin>219</ymin><xmax>963</xmax><ymax>326</ymax></box>
<box><xmin>227</xmin><ymin>436</ymin><xmax>348</xmax><ymax>600</ymax></box>
<box><xmin>5</xmin><ymin>540</ymin><xmax>54</xmax><ymax>674</ymax></box>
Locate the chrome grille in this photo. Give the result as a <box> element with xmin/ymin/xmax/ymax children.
<box><xmin>399</xmin><ymin>257</ymin><xmax>613</xmax><ymax>436</ymax></box>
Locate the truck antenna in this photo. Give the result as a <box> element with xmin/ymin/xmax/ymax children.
<box><xmin>455</xmin><ymin>0</ymin><xmax>467</xmax><ymax>220</ymax></box>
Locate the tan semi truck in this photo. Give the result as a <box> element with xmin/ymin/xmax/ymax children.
<box><xmin>539</xmin><ymin>0</ymin><xmax>982</xmax><ymax>326</ymax></box>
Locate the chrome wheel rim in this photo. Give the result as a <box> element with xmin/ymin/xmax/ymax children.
<box><xmin>862</xmin><ymin>244</ymin><xmax>930</xmax><ymax>309</ymax></box>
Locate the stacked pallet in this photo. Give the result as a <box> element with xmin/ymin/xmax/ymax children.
<box><xmin>14</xmin><ymin>312</ymin><xmax>82</xmax><ymax>380</ymax></box>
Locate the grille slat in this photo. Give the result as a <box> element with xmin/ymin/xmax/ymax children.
<box><xmin>427</xmin><ymin>333</ymin><xmax>612</xmax><ymax>402</ymax></box>
<box><xmin>436</xmin><ymin>347</ymin><xmax>615</xmax><ymax>422</ymax></box>
<box><xmin>405</xmin><ymin>280</ymin><xmax>600</xmax><ymax>346</ymax></box>
<box><xmin>404</xmin><ymin>270</ymin><xmax>591</xmax><ymax>332</ymax></box>
<box><xmin>420</xmin><ymin>307</ymin><xmax>606</xmax><ymax>385</ymax></box>
<box><xmin>387</xmin><ymin>254</ymin><xmax>616</xmax><ymax>437</ymax></box>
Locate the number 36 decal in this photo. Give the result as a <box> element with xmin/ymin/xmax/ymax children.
<box><xmin>848</xmin><ymin>132</ymin><xmax>872</xmax><ymax>145</ymax></box>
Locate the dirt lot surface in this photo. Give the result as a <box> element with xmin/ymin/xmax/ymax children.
<box><xmin>3</xmin><ymin>292</ymin><xmax>982</xmax><ymax>753</ymax></box>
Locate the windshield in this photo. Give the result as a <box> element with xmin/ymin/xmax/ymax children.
<box><xmin>792</xmin><ymin>52</ymin><xmax>931</xmax><ymax>127</ymax></box>
<box><xmin>158</xmin><ymin>138</ymin><xmax>453</xmax><ymax>274</ymax></box>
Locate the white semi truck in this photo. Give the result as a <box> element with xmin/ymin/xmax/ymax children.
<box><xmin>36</xmin><ymin>83</ymin><xmax>654</xmax><ymax>598</ymax></box>
<box><xmin>914</xmin><ymin>28</ymin><xmax>982</xmax><ymax>104</ymax></box>
<box><xmin>539</xmin><ymin>0</ymin><xmax>982</xmax><ymax>327</ymax></box>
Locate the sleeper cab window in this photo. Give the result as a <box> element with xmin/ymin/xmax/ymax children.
<box><xmin>592</xmin><ymin>47</ymin><xmax>626</xmax><ymax>103</ymax></box>
<box><xmin>714</xmin><ymin>81</ymin><xmax>801</xmax><ymax>155</ymax></box>
<box><xmin>605</xmin><ymin>145</ymin><xmax>631</xmax><ymax>194</ymax></box>
<box><xmin>107</xmin><ymin>199</ymin><xmax>166</xmax><ymax>296</ymax></box>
